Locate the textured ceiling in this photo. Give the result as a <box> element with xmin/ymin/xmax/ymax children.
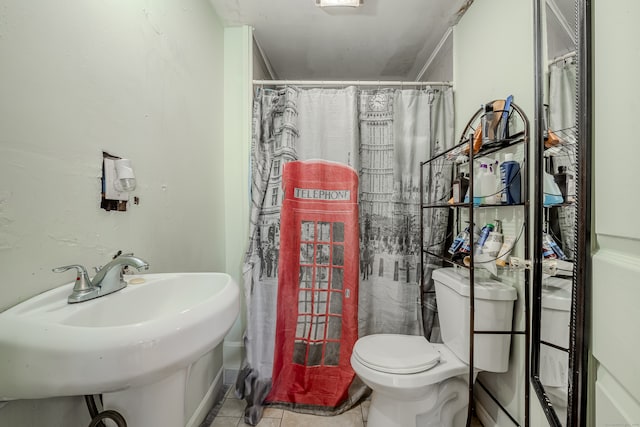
<box><xmin>209</xmin><ymin>0</ymin><xmax>472</xmax><ymax>80</ymax></box>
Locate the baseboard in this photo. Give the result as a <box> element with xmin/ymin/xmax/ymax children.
<box><xmin>185</xmin><ymin>368</ymin><xmax>223</xmax><ymax>427</ymax></box>
<box><xmin>223</xmin><ymin>340</ymin><xmax>244</xmax><ymax>369</ymax></box>
<box><xmin>224</xmin><ymin>368</ymin><xmax>239</xmax><ymax>386</ymax></box>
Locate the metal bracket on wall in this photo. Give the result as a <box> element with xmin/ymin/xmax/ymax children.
<box><xmin>511</xmin><ymin>257</ymin><xmax>567</xmax><ymax>277</ymax></box>
<box><xmin>510</xmin><ymin>257</ymin><xmax>533</xmax><ymax>270</ymax></box>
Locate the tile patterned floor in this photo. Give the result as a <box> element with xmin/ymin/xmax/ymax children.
<box><xmin>203</xmin><ymin>386</ymin><xmax>369</xmax><ymax>427</ymax></box>
<box><xmin>203</xmin><ymin>386</ymin><xmax>483</xmax><ymax>427</ymax></box>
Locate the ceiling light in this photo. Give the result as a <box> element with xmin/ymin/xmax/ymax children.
<box><xmin>315</xmin><ymin>0</ymin><xmax>363</xmax><ymax>8</ymax></box>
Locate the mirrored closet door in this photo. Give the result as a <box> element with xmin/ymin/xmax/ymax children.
<box><xmin>531</xmin><ymin>0</ymin><xmax>590</xmax><ymax>426</ymax></box>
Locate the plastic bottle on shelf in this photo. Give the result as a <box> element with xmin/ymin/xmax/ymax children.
<box><xmin>483</xmin><ymin>220</ymin><xmax>504</xmax><ymax>257</ymax></box>
<box><xmin>554</xmin><ymin>166</ymin><xmax>575</xmax><ymax>203</ymax></box>
<box><xmin>482</xmin><ymin>104</ymin><xmax>497</xmax><ymax>144</ymax></box>
<box><xmin>500</xmin><ymin>153</ymin><xmax>522</xmax><ymax>204</ymax></box>
<box><xmin>448</xmin><ymin>226</ymin><xmax>469</xmax><ymax>255</ymax></box>
<box><xmin>543</xmin><ymin>171</ymin><xmax>564</xmax><ymax>206</ymax></box>
<box><xmin>476</xmin><ymin>162</ymin><xmax>500</xmax><ymax>205</ymax></box>
<box><xmin>473</xmin><ymin>163</ymin><xmax>488</xmax><ymax>205</ymax></box>
<box><xmin>496</xmin><ymin>235</ymin><xmax>516</xmax><ymax>267</ymax></box>
<box><xmin>452</xmin><ymin>173</ymin><xmax>469</xmax><ymax>204</ymax></box>
<box><xmin>458</xmin><ymin>224</ymin><xmax>481</xmax><ymax>258</ymax></box>
<box><xmin>544</xmin><ymin>232</ymin><xmax>567</xmax><ymax>260</ymax></box>
<box><xmin>486</xmin><ymin>161</ymin><xmax>501</xmax><ymax>204</ymax></box>
<box><xmin>475</xmin><ymin>223</ymin><xmax>495</xmax><ymax>253</ymax></box>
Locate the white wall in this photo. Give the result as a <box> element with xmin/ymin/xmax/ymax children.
<box><xmin>419</xmin><ymin>31</ymin><xmax>453</xmax><ymax>82</ymax></box>
<box><xmin>253</xmin><ymin>38</ymin><xmax>273</xmax><ymax>80</ymax></box>
<box><xmin>592</xmin><ymin>1</ymin><xmax>640</xmax><ymax>425</ymax></box>
<box><xmin>222</xmin><ymin>26</ymin><xmax>253</xmax><ymax>375</ymax></box>
<box><xmin>0</xmin><ymin>0</ymin><xmax>226</xmax><ymax>424</ymax></box>
<box><xmin>453</xmin><ymin>1</ymin><xmax>543</xmax><ymax>425</ymax></box>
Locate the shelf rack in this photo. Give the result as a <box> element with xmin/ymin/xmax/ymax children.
<box><xmin>420</xmin><ymin>101</ymin><xmax>530</xmax><ymax>427</ymax></box>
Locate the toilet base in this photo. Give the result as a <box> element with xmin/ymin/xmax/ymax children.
<box><xmin>367</xmin><ymin>376</ymin><xmax>469</xmax><ymax>427</ymax></box>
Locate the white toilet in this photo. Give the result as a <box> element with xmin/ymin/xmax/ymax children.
<box><xmin>351</xmin><ymin>267</ymin><xmax>517</xmax><ymax>427</ymax></box>
<box><xmin>540</xmin><ymin>277</ymin><xmax>572</xmax><ymax>422</ymax></box>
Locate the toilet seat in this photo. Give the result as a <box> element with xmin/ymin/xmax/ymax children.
<box><xmin>352</xmin><ymin>334</ymin><xmax>440</xmax><ymax>374</ymax></box>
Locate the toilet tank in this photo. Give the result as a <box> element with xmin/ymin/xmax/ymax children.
<box><xmin>540</xmin><ymin>277</ymin><xmax>571</xmax><ymax>348</ymax></box>
<box><xmin>432</xmin><ymin>267</ymin><xmax>517</xmax><ymax>373</ymax></box>
<box><xmin>540</xmin><ymin>277</ymin><xmax>571</xmax><ymax>387</ymax></box>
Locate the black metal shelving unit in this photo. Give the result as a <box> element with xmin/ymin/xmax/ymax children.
<box><xmin>419</xmin><ymin>101</ymin><xmax>530</xmax><ymax>427</ymax></box>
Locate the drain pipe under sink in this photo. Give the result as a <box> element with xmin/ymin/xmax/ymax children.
<box><xmin>85</xmin><ymin>395</ymin><xmax>127</xmax><ymax>427</ymax></box>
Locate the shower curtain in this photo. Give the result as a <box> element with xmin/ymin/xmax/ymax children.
<box><xmin>548</xmin><ymin>55</ymin><xmax>577</xmax><ymax>259</ymax></box>
<box><xmin>236</xmin><ymin>85</ymin><xmax>454</xmax><ymax>425</ymax></box>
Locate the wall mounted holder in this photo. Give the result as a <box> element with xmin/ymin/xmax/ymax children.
<box><xmin>101</xmin><ymin>152</ymin><xmax>137</xmax><ymax>212</ymax></box>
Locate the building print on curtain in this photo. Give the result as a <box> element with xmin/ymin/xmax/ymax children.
<box><xmin>357</xmin><ymin>89</ymin><xmax>453</xmax><ymax>339</ymax></box>
<box><xmin>236</xmin><ymin>86</ymin><xmax>454</xmax><ymax>426</ymax></box>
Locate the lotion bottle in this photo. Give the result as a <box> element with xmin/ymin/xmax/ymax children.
<box><xmin>496</xmin><ymin>235</ymin><xmax>515</xmax><ymax>267</ymax></box>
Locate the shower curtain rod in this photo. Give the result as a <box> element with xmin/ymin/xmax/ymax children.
<box><xmin>253</xmin><ymin>79</ymin><xmax>453</xmax><ymax>87</ymax></box>
<box><xmin>549</xmin><ymin>51</ymin><xmax>577</xmax><ymax>65</ymax></box>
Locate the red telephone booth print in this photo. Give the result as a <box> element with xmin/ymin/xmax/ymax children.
<box><xmin>267</xmin><ymin>160</ymin><xmax>359</xmax><ymax>407</ymax></box>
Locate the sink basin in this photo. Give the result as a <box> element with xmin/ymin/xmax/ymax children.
<box><xmin>0</xmin><ymin>273</ymin><xmax>240</xmax><ymax>401</ymax></box>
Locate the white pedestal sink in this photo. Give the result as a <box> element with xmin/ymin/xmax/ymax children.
<box><xmin>0</xmin><ymin>273</ymin><xmax>240</xmax><ymax>426</ymax></box>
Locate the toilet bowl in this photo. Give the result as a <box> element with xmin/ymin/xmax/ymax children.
<box><xmin>546</xmin><ymin>383</ymin><xmax>568</xmax><ymax>423</ymax></box>
<box><xmin>351</xmin><ymin>268</ymin><xmax>517</xmax><ymax>427</ymax></box>
<box><xmin>351</xmin><ymin>335</ymin><xmax>470</xmax><ymax>427</ymax></box>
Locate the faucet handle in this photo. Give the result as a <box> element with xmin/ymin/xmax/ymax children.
<box><xmin>111</xmin><ymin>250</ymin><xmax>134</xmax><ymax>260</ymax></box>
<box><xmin>53</xmin><ymin>265</ymin><xmax>92</xmax><ymax>293</ymax></box>
<box><xmin>53</xmin><ymin>264</ymin><xmax>88</xmax><ymax>274</ymax></box>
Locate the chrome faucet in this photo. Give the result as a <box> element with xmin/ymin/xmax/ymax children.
<box><xmin>53</xmin><ymin>254</ymin><xmax>149</xmax><ymax>304</ymax></box>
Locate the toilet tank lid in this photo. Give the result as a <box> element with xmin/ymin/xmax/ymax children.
<box><xmin>432</xmin><ymin>268</ymin><xmax>517</xmax><ymax>301</ymax></box>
